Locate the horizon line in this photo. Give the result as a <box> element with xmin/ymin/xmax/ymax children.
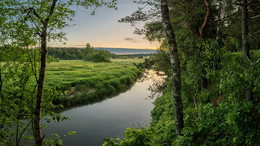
<box><xmin>48</xmin><ymin>46</ymin><xmax>157</xmax><ymax>50</ymax></box>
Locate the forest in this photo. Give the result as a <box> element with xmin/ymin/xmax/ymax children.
<box><xmin>47</xmin><ymin>47</ymin><xmax>84</xmax><ymax>60</ymax></box>
<box><xmin>47</xmin><ymin>46</ymin><xmax>154</xmax><ymax>60</ymax></box>
<box><xmin>103</xmin><ymin>0</ymin><xmax>260</xmax><ymax>145</ymax></box>
<box><xmin>0</xmin><ymin>0</ymin><xmax>259</xmax><ymax>146</ymax></box>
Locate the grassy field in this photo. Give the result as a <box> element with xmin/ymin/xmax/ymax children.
<box><xmin>44</xmin><ymin>59</ymin><xmax>143</xmax><ymax>107</ymax></box>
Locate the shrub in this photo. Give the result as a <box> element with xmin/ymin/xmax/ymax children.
<box><xmin>103</xmin><ymin>128</ymin><xmax>152</xmax><ymax>146</ymax></box>
<box><xmin>83</xmin><ymin>43</ymin><xmax>111</xmax><ymax>62</ymax></box>
<box><xmin>177</xmin><ymin>101</ymin><xmax>260</xmax><ymax>145</ymax></box>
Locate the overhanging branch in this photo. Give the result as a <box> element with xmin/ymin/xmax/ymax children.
<box><xmin>199</xmin><ymin>0</ymin><xmax>210</xmax><ymax>38</ymax></box>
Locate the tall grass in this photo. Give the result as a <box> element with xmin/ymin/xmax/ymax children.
<box><xmin>44</xmin><ymin>59</ymin><xmax>142</xmax><ymax>107</ymax></box>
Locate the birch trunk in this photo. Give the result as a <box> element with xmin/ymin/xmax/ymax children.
<box><xmin>161</xmin><ymin>0</ymin><xmax>184</xmax><ymax>136</ymax></box>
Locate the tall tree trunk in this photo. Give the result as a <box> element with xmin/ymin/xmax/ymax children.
<box><xmin>242</xmin><ymin>0</ymin><xmax>250</xmax><ymax>60</ymax></box>
<box><xmin>216</xmin><ymin>1</ymin><xmax>222</xmax><ymax>42</ymax></box>
<box><xmin>199</xmin><ymin>0</ymin><xmax>210</xmax><ymax>89</ymax></box>
<box><xmin>33</xmin><ymin>1</ymin><xmax>57</xmax><ymax>145</ymax></box>
<box><xmin>34</xmin><ymin>31</ymin><xmax>47</xmax><ymax>146</ymax></box>
<box><xmin>241</xmin><ymin>0</ymin><xmax>253</xmax><ymax>101</ymax></box>
<box><xmin>161</xmin><ymin>0</ymin><xmax>184</xmax><ymax>136</ymax></box>
<box><xmin>213</xmin><ymin>1</ymin><xmax>223</xmax><ymax>71</ymax></box>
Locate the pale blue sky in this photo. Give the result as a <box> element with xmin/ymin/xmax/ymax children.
<box><xmin>49</xmin><ymin>0</ymin><xmax>158</xmax><ymax>49</ymax></box>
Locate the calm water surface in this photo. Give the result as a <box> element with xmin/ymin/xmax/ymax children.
<box><xmin>43</xmin><ymin>71</ymin><xmax>163</xmax><ymax>146</ymax></box>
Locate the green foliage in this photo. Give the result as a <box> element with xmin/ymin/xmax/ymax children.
<box><xmin>83</xmin><ymin>43</ymin><xmax>95</xmax><ymax>60</ymax></box>
<box><xmin>83</xmin><ymin>43</ymin><xmax>111</xmax><ymax>62</ymax></box>
<box><xmin>103</xmin><ymin>128</ymin><xmax>152</xmax><ymax>146</ymax></box>
<box><xmin>103</xmin><ymin>137</ymin><xmax>121</xmax><ymax>146</ymax></box>
<box><xmin>0</xmin><ymin>46</ymin><xmax>36</xmax><ymax>145</ymax></box>
<box><xmin>109</xmin><ymin>0</ymin><xmax>259</xmax><ymax>145</ymax></box>
<box><xmin>106</xmin><ymin>49</ymin><xmax>260</xmax><ymax>145</ymax></box>
<box><xmin>141</xmin><ymin>79</ymin><xmax>259</xmax><ymax>145</ymax></box>
<box><xmin>179</xmin><ymin>39</ymin><xmax>227</xmax><ymax>105</ymax></box>
<box><xmin>91</xmin><ymin>50</ymin><xmax>111</xmax><ymax>62</ymax></box>
<box><xmin>143</xmin><ymin>21</ymin><xmax>165</xmax><ymax>42</ymax></box>
<box><xmin>0</xmin><ymin>46</ymin><xmax>65</xmax><ymax>145</ymax></box>
<box><xmin>48</xmin><ymin>47</ymin><xmax>84</xmax><ymax>60</ymax></box>
<box><xmin>43</xmin><ymin>131</ymin><xmax>76</xmax><ymax>146</ymax></box>
<box><xmin>111</xmin><ymin>53</ymin><xmax>153</xmax><ymax>59</ymax></box>
<box><xmin>47</xmin><ymin>47</ymin><xmax>151</xmax><ymax>61</ymax></box>
<box><xmin>178</xmin><ymin>101</ymin><xmax>260</xmax><ymax>145</ymax></box>
<box><xmin>1</xmin><ymin>0</ymin><xmax>118</xmax><ymax>145</ymax></box>
<box><xmin>217</xmin><ymin>50</ymin><xmax>260</xmax><ymax>104</ymax></box>
<box><xmin>121</xmin><ymin>128</ymin><xmax>152</xmax><ymax>145</ymax></box>
<box><xmin>136</xmin><ymin>41</ymin><xmax>171</xmax><ymax>76</ymax></box>
<box><xmin>0</xmin><ymin>0</ymin><xmax>77</xmax><ymax>47</ymax></box>
<box><xmin>44</xmin><ymin>59</ymin><xmax>142</xmax><ymax>107</ymax></box>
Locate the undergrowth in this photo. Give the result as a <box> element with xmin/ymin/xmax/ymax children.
<box><xmin>102</xmin><ymin>50</ymin><xmax>260</xmax><ymax>145</ymax></box>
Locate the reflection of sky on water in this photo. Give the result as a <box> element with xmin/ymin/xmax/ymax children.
<box><xmin>43</xmin><ymin>71</ymin><xmax>164</xmax><ymax>146</ymax></box>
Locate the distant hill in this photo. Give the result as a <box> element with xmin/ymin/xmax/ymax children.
<box><xmin>94</xmin><ymin>47</ymin><xmax>157</xmax><ymax>55</ymax></box>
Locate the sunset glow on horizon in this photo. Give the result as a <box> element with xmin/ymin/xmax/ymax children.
<box><xmin>58</xmin><ymin>39</ymin><xmax>159</xmax><ymax>50</ymax></box>
<box><xmin>49</xmin><ymin>0</ymin><xmax>158</xmax><ymax>50</ymax></box>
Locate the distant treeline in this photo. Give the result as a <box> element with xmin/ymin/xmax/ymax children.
<box><xmin>47</xmin><ymin>47</ymin><xmax>155</xmax><ymax>60</ymax></box>
<box><xmin>111</xmin><ymin>53</ymin><xmax>154</xmax><ymax>59</ymax></box>
<box><xmin>48</xmin><ymin>47</ymin><xmax>84</xmax><ymax>60</ymax></box>
<box><xmin>0</xmin><ymin>46</ymin><xmax>155</xmax><ymax>61</ymax></box>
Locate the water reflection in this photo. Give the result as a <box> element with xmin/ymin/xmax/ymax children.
<box><xmin>43</xmin><ymin>70</ymin><xmax>164</xmax><ymax>146</ymax></box>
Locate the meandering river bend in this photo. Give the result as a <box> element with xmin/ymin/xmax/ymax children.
<box><xmin>43</xmin><ymin>71</ymin><xmax>164</xmax><ymax>146</ymax></box>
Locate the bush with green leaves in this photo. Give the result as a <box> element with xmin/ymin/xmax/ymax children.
<box><xmin>177</xmin><ymin>101</ymin><xmax>260</xmax><ymax>145</ymax></box>
<box><xmin>0</xmin><ymin>46</ymin><xmax>67</xmax><ymax>145</ymax></box>
<box><xmin>147</xmin><ymin>83</ymin><xmax>259</xmax><ymax>145</ymax></box>
<box><xmin>83</xmin><ymin>43</ymin><xmax>111</xmax><ymax>62</ymax></box>
<box><xmin>103</xmin><ymin>128</ymin><xmax>152</xmax><ymax>146</ymax></box>
<box><xmin>103</xmin><ymin>49</ymin><xmax>259</xmax><ymax>146</ymax></box>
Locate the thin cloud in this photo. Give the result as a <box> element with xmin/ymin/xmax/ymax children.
<box><xmin>124</xmin><ymin>37</ymin><xmax>139</xmax><ymax>43</ymax></box>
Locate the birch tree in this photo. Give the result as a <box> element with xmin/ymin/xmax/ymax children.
<box><xmin>1</xmin><ymin>0</ymin><xmax>116</xmax><ymax>145</ymax></box>
<box><xmin>160</xmin><ymin>0</ymin><xmax>184</xmax><ymax>136</ymax></box>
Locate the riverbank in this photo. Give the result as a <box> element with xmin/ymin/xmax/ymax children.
<box><xmin>43</xmin><ymin>70</ymin><xmax>163</xmax><ymax>146</ymax></box>
<box><xmin>44</xmin><ymin>59</ymin><xmax>143</xmax><ymax>108</ymax></box>
<box><xmin>103</xmin><ymin>50</ymin><xmax>260</xmax><ymax>145</ymax></box>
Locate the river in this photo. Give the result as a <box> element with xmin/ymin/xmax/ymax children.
<box><xmin>43</xmin><ymin>70</ymin><xmax>164</xmax><ymax>146</ymax></box>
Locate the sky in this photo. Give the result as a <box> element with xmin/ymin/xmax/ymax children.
<box><xmin>49</xmin><ymin>0</ymin><xmax>158</xmax><ymax>49</ymax></box>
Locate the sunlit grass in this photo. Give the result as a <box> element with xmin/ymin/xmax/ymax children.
<box><xmin>111</xmin><ymin>58</ymin><xmax>144</xmax><ymax>64</ymax></box>
<box><xmin>45</xmin><ymin>59</ymin><xmax>143</xmax><ymax>89</ymax></box>
<box><xmin>44</xmin><ymin>59</ymin><xmax>143</xmax><ymax>107</ymax></box>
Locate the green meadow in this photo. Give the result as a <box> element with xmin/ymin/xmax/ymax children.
<box><xmin>44</xmin><ymin>59</ymin><xmax>143</xmax><ymax>107</ymax></box>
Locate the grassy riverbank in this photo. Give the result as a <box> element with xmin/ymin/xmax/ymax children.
<box><xmin>45</xmin><ymin>59</ymin><xmax>143</xmax><ymax>107</ymax></box>
<box><xmin>103</xmin><ymin>50</ymin><xmax>260</xmax><ymax>145</ymax></box>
